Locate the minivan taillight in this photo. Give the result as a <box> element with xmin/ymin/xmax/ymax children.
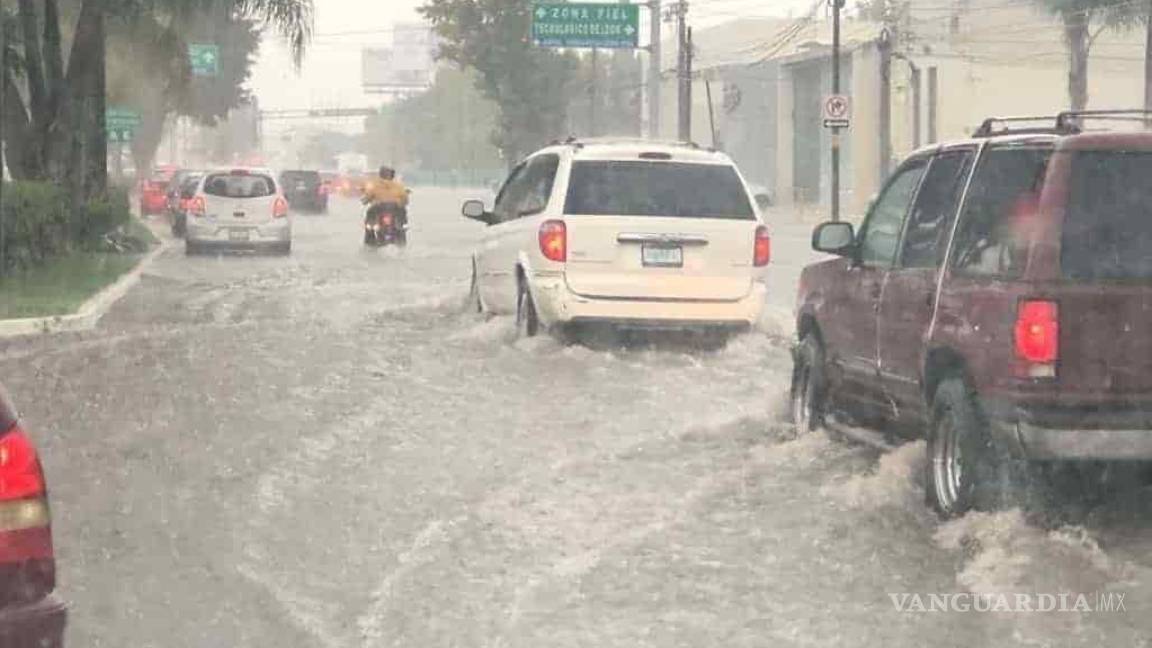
<box><xmin>1015</xmin><ymin>299</ymin><xmax>1059</xmax><ymax>366</ymax></box>
<box><xmin>273</xmin><ymin>197</ymin><xmax>289</xmax><ymax>218</ymax></box>
<box><xmin>539</xmin><ymin>220</ymin><xmax>567</xmax><ymax>262</ymax></box>
<box><xmin>190</xmin><ymin>196</ymin><xmax>206</xmax><ymax>217</ymax></box>
<box><xmin>753</xmin><ymin>225</ymin><xmax>771</xmax><ymax>266</ymax></box>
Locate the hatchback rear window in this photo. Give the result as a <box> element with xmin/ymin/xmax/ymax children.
<box><xmin>203</xmin><ymin>173</ymin><xmax>276</xmax><ymax>199</ymax></box>
<box><xmin>1062</xmin><ymin>151</ymin><xmax>1152</xmax><ymax>280</ymax></box>
<box><xmin>564</xmin><ymin>161</ymin><xmax>754</xmax><ymax>219</ymax></box>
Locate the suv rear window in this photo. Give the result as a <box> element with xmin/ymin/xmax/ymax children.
<box><xmin>203</xmin><ymin>173</ymin><xmax>276</xmax><ymax>198</ymax></box>
<box><xmin>1061</xmin><ymin>151</ymin><xmax>1152</xmax><ymax>280</ymax></box>
<box><xmin>281</xmin><ymin>171</ymin><xmax>321</xmax><ymax>186</ymax></box>
<box><xmin>950</xmin><ymin>146</ymin><xmax>1051</xmax><ymax>278</ymax></box>
<box><xmin>564</xmin><ymin>161</ymin><xmax>754</xmax><ymax>219</ymax></box>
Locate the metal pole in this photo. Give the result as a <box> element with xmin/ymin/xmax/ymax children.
<box><xmin>879</xmin><ymin>29</ymin><xmax>892</xmax><ymax>182</ymax></box>
<box><xmin>676</xmin><ymin>1</ymin><xmax>688</xmax><ymax>141</ymax></box>
<box><xmin>590</xmin><ymin>48</ymin><xmax>598</xmax><ymax>136</ymax></box>
<box><xmin>705</xmin><ymin>77</ymin><xmax>717</xmax><ymax>148</ymax></box>
<box><xmin>927</xmin><ymin>66</ymin><xmax>938</xmax><ymax>144</ymax></box>
<box><xmin>685</xmin><ymin>26</ymin><xmax>693</xmax><ymax>141</ymax></box>
<box><xmin>911</xmin><ymin>65</ymin><xmax>921</xmax><ymax>149</ymax></box>
<box><xmin>1145</xmin><ymin>0</ymin><xmax>1152</xmax><ymax>113</ymax></box>
<box><xmin>648</xmin><ymin>0</ymin><xmax>661</xmax><ymax>139</ymax></box>
<box><xmin>831</xmin><ymin>0</ymin><xmax>841</xmax><ymax>222</ymax></box>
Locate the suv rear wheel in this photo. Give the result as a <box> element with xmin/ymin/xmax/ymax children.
<box><xmin>928</xmin><ymin>377</ymin><xmax>1029</xmax><ymax>517</ymax></box>
<box><xmin>790</xmin><ymin>334</ymin><xmax>826</xmax><ymax>433</ymax></box>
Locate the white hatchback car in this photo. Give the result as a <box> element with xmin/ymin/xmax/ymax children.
<box><xmin>463</xmin><ymin>139</ymin><xmax>769</xmax><ymax>338</ymax></box>
<box><xmin>185</xmin><ymin>168</ymin><xmax>291</xmax><ymax>255</ymax></box>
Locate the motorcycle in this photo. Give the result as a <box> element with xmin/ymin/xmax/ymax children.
<box><xmin>363</xmin><ymin>203</ymin><xmax>407</xmax><ymax>247</ymax></box>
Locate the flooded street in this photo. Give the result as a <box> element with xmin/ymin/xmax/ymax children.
<box><xmin>2</xmin><ymin>189</ymin><xmax>1151</xmax><ymax>647</ymax></box>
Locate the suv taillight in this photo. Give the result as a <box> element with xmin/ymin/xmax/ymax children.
<box><xmin>539</xmin><ymin>220</ymin><xmax>567</xmax><ymax>262</ymax></box>
<box><xmin>753</xmin><ymin>225</ymin><xmax>771</xmax><ymax>266</ymax></box>
<box><xmin>273</xmin><ymin>197</ymin><xmax>289</xmax><ymax>218</ymax></box>
<box><xmin>1014</xmin><ymin>299</ymin><xmax>1059</xmax><ymax>366</ymax></box>
<box><xmin>190</xmin><ymin>196</ymin><xmax>206</xmax><ymax>217</ymax></box>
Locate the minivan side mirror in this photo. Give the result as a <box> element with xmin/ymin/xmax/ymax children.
<box><xmin>462</xmin><ymin>199</ymin><xmax>493</xmax><ymax>224</ymax></box>
<box><xmin>812</xmin><ymin>221</ymin><xmax>856</xmax><ymax>256</ymax></box>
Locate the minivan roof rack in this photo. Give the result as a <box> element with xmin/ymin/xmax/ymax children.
<box><xmin>972</xmin><ymin>116</ymin><xmax>1071</xmax><ymax>138</ymax></box>
<box><xmin>549</xmin><ymin>136</ymin><xmax>708</xmax><ymax>150</ymax></box>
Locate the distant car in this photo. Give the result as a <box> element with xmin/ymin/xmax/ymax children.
<box><xmin>793</xmin><ymin>109</ymin><xmax>1152</xmax><ymax>517</ymax></box>
<box><xmin>165</xmin><ymin>169</ymin><xmax>199</xmax><ymax>217</ymax></box>
<box><xmin>462</xmin><ymin>138</ymin><xmax>769</xmax><ymax>339</ymax></box>
<box><xmin>169</xmin><ymin>172</ymin><xmax>203</xmax><ymax>238</ymax></box>
<box><xmin>184</xmin><ymin>168</ymin><xmax>291</xmax><ymax>255</ymax></box>
<box><xmin>139</xmin><ymin>165</ymin><xmax>177</xmax><ymax>215</ymax></box>
<box><xmin>0</xmin><ymin>384</ymin><xmax>67</xmax><ymax>648</ymax></box>
<box><xmin>279</xmin><ymin>170</ymin><xmax>328</xmax><ymax>213</ymax></box>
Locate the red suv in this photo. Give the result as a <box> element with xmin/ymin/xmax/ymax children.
<box><xmin>793</xmin><ymin>110</ymin><xmax>1152</xmax><ymax>517</ymax></box>
<box><xmin>0</xmin><ymin>384</ymin><xmax>65</xmax><ymax>646</ymax></box>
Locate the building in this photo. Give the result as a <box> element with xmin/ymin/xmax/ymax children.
<box><xmin>664</xmin><ymin>0</ymin><xmax>1147</xmax><ymax>217</ymax></box>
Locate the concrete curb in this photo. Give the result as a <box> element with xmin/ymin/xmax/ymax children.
<box><xmin>0</xmin><ymin>223</ymin><xmax>171</xmax><ymax>339</ymax></box>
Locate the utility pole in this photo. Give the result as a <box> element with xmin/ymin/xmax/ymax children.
<box><xmin>647</xmin><ymin>0</ymin><xmax>661</xmax><ymax>139</ymax></box>
<box><xmin>831</xmin><ymin>0</ymin><xmax>842</xmax><ymax>221</ymax></box>
<box><xmin>675</xmin><ymin>0</ymin><xmax>690</xmax><ymax>141</ymax></box>
<box><xmin>590</xmin><ymin>48</ymin><xmax>599</xmax><ymax>136</ymax></box>
<box><xmin>1145</xmin><ymin>0</ymin><xmax>1152</xmax><ymax>112</ymax></box>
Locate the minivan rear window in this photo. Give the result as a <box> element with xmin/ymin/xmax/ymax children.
<box><xmin>203</xmin><ymin>173</ymin><xmax>276</xmax><ymax>199</ymax></box>
<box><xmin>564</xmin><ymin>161</ymin><xmax>754</xmax><ymax>219</ymax></box>
<box><xmin>1062</xmin><ymin>151</ymin><xmax>1152</xmax><ymax>280</ymax></box>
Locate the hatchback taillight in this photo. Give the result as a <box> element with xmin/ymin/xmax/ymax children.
<box><xmin>273</xmin><ymin>197</ymin><xmax>289</xmax><ymax>218</ymax></box>
<box><xmin>1014</xmin><ymin>299</ymin><xmax>1059</xmax><ymax>366</ymax></box>
<box><xmin>753</xmin><ymin>225</ymin><xmax>771</xmax><ymax>266</ymax></box>
<box><xmin>0</xmin><ymin>426</ymin><xmax>56</xmax><ymax>604</ymax></box>
<box><xmin>539</xmin><ymin>220</ymin><xmax>567</xmax><ymax>262</ymax></box>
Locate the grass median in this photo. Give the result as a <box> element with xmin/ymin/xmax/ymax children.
<box><xmin>0</xmin><ymin>219</ymin><xmax>159</xmax><ymax>320</ymax></box>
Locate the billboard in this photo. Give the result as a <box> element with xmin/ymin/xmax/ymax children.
<box><xmin>362</xmin><ymin>24</ymin><xmax>436</xmax><ymax>91</ymax></box>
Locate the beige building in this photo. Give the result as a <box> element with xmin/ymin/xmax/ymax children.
<box><xmin>666</xmin><ymin>0</ymin><xmax>1147</xmax><ymax>217</ymax></box>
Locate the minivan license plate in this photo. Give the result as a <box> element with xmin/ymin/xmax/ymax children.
<box><xmin>642</xmin><ymin>245</ymin><xmax>683</xmax><ymax>267</ymax></box>
<box><xmin>229</xmin><ymin>229</ymin><xmax>250</xmax><ymax>242</ymax></box>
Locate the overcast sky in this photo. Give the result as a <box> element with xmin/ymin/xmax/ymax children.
<box><xmin>249</xmin><ymin>0</ymin><xmax>823</xmax><ymax>126</ymax></box>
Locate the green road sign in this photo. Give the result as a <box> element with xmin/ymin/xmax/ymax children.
<box><xmin>189</xmin><ymin>43</ymin><xmax>220</xmax><ymax>76</ymax></box>
<box><xmin>532</xmin><ymin>3</ymin><xmax>640</xmax><ymax>49</ymax></box>
<box><xmin>106</xmin><ymin>108</ymin><xmax>140</xmax><ymax>143</ymax></box>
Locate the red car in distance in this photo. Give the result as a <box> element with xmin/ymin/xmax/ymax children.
<box><xmin>139</xmin><ymin>165</ymin><xmax>178</xmax><ymax>215</ymax></box>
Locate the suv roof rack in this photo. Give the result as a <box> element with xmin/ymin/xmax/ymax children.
<box><xmin>1055</xmin><ymin>109</ymin><xmax>1152</xmax><ymax>131</ymax></box>
<box><xmin>972</xmin><ymin>116</ymin><xmax>1072</xmax><ymax>138</ymax></box>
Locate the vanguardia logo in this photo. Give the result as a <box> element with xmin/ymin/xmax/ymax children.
<box><xmin>889</xmin><ymin>592</ymin><xmax>1127</xmax><ymax>613</ymax></box>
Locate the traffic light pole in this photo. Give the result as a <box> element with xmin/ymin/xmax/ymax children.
<box><xmin>831</xmin><ymin>0</ymin><xmax>841</xmax><ymax>222</ymax></box>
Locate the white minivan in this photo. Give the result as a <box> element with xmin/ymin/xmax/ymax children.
<box><xmin>463</xmin><ymin>139</ymin><xmax>769</xmax><ymax>338</ymax></box>
<box><xmin>185</xmin><ymin>168</ymin><xmax>291</xmax><ymax>255</ymax></box>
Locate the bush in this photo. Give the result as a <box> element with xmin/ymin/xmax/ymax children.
<box><xmin>73</xmin><ymin>185</ymin><xmax>131</xmax><ymax>250</ymax></box>
<box><xmin>1</xmin><ymin>182</ymin><xmax>140</xmax><ymax>277</ymax></box>
<box><xmin>0</xmin><ymin>181</ymin><xmax>71</xmax><ymax>275</ymax></box>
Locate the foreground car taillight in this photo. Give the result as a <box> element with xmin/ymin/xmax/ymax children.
<box><xmin>1014</xmin><ymin>299</ymin><xmax>1059</xmax><ymax>374</ymax></box>
<box><xmin>0</xmin><ymin>426</ymin><xmax>55</xmax><ymax>605</ymax></box>
<box><xmin>539</xmin><ymin>220</ymin><xmax>567</xmax><ymax>262</ymax></box>
<box><xmin>753</xmin><ymin>225</ymin><xmax>771</xmax><ymax>266</ymax></box>
<box><xmin>189</xmin><ymin>196</ymin><xmax>206</xmax><ymax>218</ymax></box>
<box><xmin>273</xmin><ymin>197</ymin><xmax>289</xmax><ymax>218</ymax></box>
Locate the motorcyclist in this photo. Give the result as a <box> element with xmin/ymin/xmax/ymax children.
<box><xmin>361</xmin><ymin>165</ymin><xmax>410</xmax><ymax>230</ymax></box>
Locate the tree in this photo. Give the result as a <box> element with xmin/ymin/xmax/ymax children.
<box><xmin>420</xmin><ymin>0</ymin><xmax>580</xmax><ymax>164</ymax></box>
<box><xmin>1</xmin><ymin>0</ymin><xmax>312</xmax><ymax>198</ymax></box>
<box><xmin>1034</xmin><ymin>0</ymin><xmax>1136</xmax><ymax>110</ymax></box>
<box><xmin>363</xmin><ymin>65</ymin><xmax>502</xmax><ymax>173</ymax></box>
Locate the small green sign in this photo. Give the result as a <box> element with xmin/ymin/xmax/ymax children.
<box><xmin>106</xmin><ymin>108</ymin><xmax>140</xmax><ymax>143</ymax></box>
<box><xmin>532</xmin><ymin>3</ymin><xmax>640</xmax><ymax>49</ymax></box>
<box><xmin>189</xmin><ymin>43</ymin><xmax>220</xmax><ymax>76</ymax></box>
<box><xmin>107</xmin><ymin>127</ymin><xmax>134</xmax><ymax>143</ymax></box>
